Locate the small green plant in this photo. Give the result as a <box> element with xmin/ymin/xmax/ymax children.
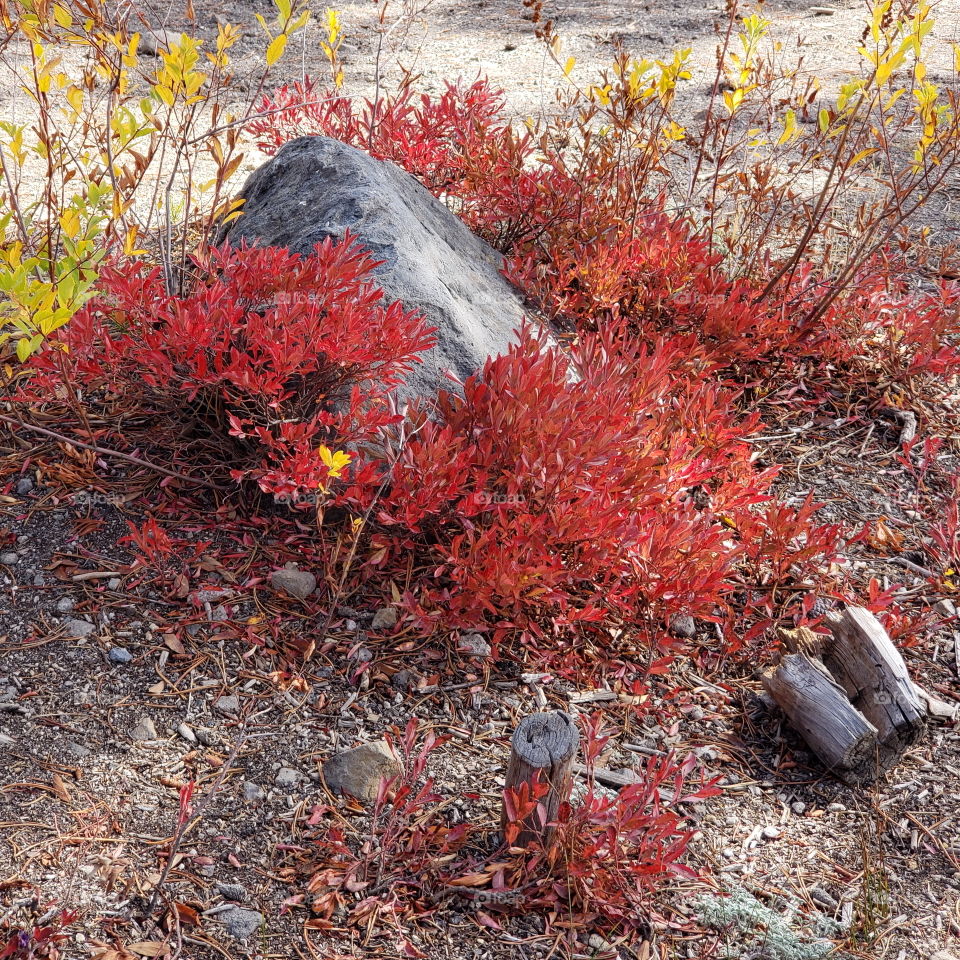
<box><xmin>694</xmin><ymin>886</ymin><xmax>845</xmax><ymax>960</ymax></box>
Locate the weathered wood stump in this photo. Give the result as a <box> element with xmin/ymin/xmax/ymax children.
<box><xmin>763</xmin><ymin>605</ymin><xmax>925</xmax><ymax>782</ymax></box>
<box><xmin>822</xmin><ymin>606</ymin><xmax>925</xmax><ymax>763</ymax></box>
<box><xmin>501</xmin><ymin>711</ymin><xmax>579</xmax><ymax>849</ymax></box>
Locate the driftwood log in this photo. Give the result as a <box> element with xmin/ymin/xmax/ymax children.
<box><xmin>763</xmin><ymin>605</ymin><xmax>925</xmax><ymax>782</ymax></box>
<box><xmin>501</xmin><ymin>711</ymin><xmax>579</xmax><ymax>849</ymax></box>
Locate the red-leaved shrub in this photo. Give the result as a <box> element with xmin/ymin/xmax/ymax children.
<box><xmin>368</xmin><ymin>327</ymin><xmax>808</xmax><ymax>648</ymax></box>
<box><xmin>22</xmin><ymin>239</ymin><xmax>435</xmax><ymax>499</ymax></box>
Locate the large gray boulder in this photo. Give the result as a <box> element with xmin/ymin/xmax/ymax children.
<box><xmin>223</xmin><ymin>136</ymin><xmax>541</xmax><ymax>404</ymax></box>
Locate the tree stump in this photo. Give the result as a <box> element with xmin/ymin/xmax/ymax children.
<box><xmin>762</xmin><ymin>654</ymin><xmax>879</xmax><ymax>777</ymax></box>
<box><xmin>501</xmin><ymin>711</ymin><xmax>579</xmax><ymax>850</ymax></box>
<box><xmin>822</xmin><ymin>606</ymin><xmax>925</xmax><ymax>763</ymax></box>
<box><xmin>763</xmin><ymin>605</ymin><xmax>925</xmax><ymax>782</ymax></box>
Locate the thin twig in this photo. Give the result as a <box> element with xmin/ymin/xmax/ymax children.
<box><xmin>0</xmin><ymin>413</ymin><xmax>223</xmax><ymax>488</ymax></box>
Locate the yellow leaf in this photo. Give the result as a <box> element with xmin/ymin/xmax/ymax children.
<box><xmin>563</xmin><ymin>56</ymin><xmax>575</xmax><ymax>77</ymax></box>
<box><xmin>266</xmin><ymin>33</ymin><xmax>287</xmax><ymax>65</ymax></box>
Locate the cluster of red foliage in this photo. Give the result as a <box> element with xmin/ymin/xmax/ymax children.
<box><xmin>499</xmin><ymin>712</ymin><xmax>720</xmax><ymax>934</ymax></box>
<box><xmin>287</xmin><ymin>717</ymin><xmax>716</xmax><ymax>942</ymax></box>
<box><xmin>370</xmin><ymin>329</ymin><xmax>815</xmax><ymax>649</ymax></box>
<box><xmin>22</xmin><ymin>240</ymin><xmax>435</xmax><ymax>500</ymax></box>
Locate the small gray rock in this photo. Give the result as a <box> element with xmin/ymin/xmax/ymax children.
<box><xmin>177</xmin><ymin>723</ymin><xmax>197</xmax><ymax>743</ymax></box>
<box><xmin>371</xmin><ymin>606</ymin><xmax>398</xmax><ymax>631</ymax></box>
<box><xmin>108</xmin><ymin>646</ymin><xmax>133</xmax><ymax>664</ymax></box>
<box><xmin>761</xmin><ymin>825</ymin><xmax>781</xmax><ymax>840</ymax></box>
<box><xmin>270</xmin><ymin>567</ymin><xmax>317</xmax><ymax>600</ymax></box>
<box><xmin>322</xmin><ymin>740</ymin><xmax>402</xmax><ymax>802</ymax></box>
<box><xmin>242</xmin><ymin>781</ymin><xmax>265</xmax><ymax>803</ymax></box>
<box><xmin>687</xmin><ymin>705</ymin><xmax>705</xmax><ymax>722</ymax></box>
<box><xmin>669</xmin><ymin>614</ymin><xmax>697</xmax><ymax>639</ymax></box>
<box><xmin>15</xmin><ymin>476</ymin><xmax>34</xmax><ymax>496</ymax></box>
<box><xmin>791</xmin><ymin>801</ymin><xmax>807</xmax><ymax>815</ymax></box>
<box><xmin>66</xmin><ymin>741</ymin><xmax>90</xmax><ymax>758</ymax></box>
<box><xmin>139</xmin><ymin>29</ymin><xmax>179</xmax><ymax>57</ymax></box>
<box><xmin>0</xmin><ymin>733</ymin><xmax>15</xmax><ymax>747</ymax></box>
<box><xmin>827</xmin><ymin>802</ymin><xmax>846</xmax><ymax>813</ymax></box>
<box><xmin>215</xmin><ymin>695</ymin><xmax>240</xmax><ymax>715</ymax></box>
<box><xmin>216</xmin><ymin>881</ymin><xmax>247</xmax><ymax>902</ymax></box>
<box><xmin>0</xmin><ymin>552</ymin><xmax>18</xmax><ymax>565</ymax></box>
<box><xmin>220</xmin><ymin>906</ymin><xmax>264</xmax><ymax>940</ymax></box>
<box><xmin>107</xmin><ymin>578</ymin><xmax>122</xmax><ymax>591</ymax></box>
<box><xmin>63</xmin><ymin>619</ymin><xmax>95</xmax><ymax>639</ymax></box>
<box><xmin>131</xmin><ymin>716</ymin><xmax>158</xmax><ymax>741</ymax></box>
<box><xmin>457</xmin><ymin>633</ymin><xmax>492</xmax><ymax>658</ymax></box>
<box><xmin>195</xmin><ymin>727</ymin><xmax>217</xmax><ymax>746</ymax></box>
<box><xmin>55</xmin><ymin>597</ymin><xmax>76</xmax><ymax>614</ymax></box>
<box><xmin>934</xmin><ymin>599</ymin><xmax>957</xmax><ymax>619</ymax></box>
<box><xmin>275</xmin><ymin>766</ymin><xmax>302</xmax><ymax>787</ymax></box>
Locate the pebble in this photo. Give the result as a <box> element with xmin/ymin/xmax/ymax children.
<box><xmin>195</xmin><ymin>727</ymin><xmax>217</xmax><ymax>747</ymax></box>
<box><xmin>688</xmin><ymin>705</ymin><xmax>705</xmax><ymax>722</ymax></box>
<box><xmin>108</xmin><ymin>647</ymin><xmax>133</xmax><ymax>664</ymax></box>
<box><xmin>0</xmin><ymin>733</ymin><xmax>15</xmax><ymax>747</ymax></box>
<box><xmin>138</xmin><ymin>29</ymin><xmax>179</xmax><ymax>56</ymax></box>
<box><xmin>270</xmin><ymin>566</ymin><xmax>317</xmax><ymax>600</ymax></box>
<box><xmin>55</xmin><ymin>597</ymin><xmax>76</xmax><ymax>614</ymax></box>
<box><xmin>371</xmin><ymin>606</ymin><xmax>398</xmax><ymax>630</ymax></box>
<box><xmin>216</xmin><ymin>882</ymin><xmax>247</xmax><ymax>903</ymax></box>
<box><xmin>827</xmin><ymin>802</ymin><xmax>846</xmax><ymax>813</ymax></box>
<box><xmin>275</xmin><ymin>767</ymin><xmax>302</xmax><ymax>787</ymax></box>
<box><xmin>322</xmin><ymin>740</ymin><xmax>401</xmax><ymax>802</ymax></box>
<box><xmin>177</xmin><ymin>723</ymin><xmax>197</xmax><ymax>743</ymax></box>
<box><xmin>220</xmin><ymin>906</ymin><xmax>264</xmax><ymax>940</ymax></box>
<box><xmin>457</xmin><ymin>633</ymin><xmax>492</xmax><ymax>658</ymax></box>
<box><xmin>243</xmin><ymin>782</ymin><xmax>265</xmax><ymax>803</ymax></box>
<box><xmin>0</xmin><ymin>552</ymin><xmax>18</xmax><ymax>565</ymax></box>
<box><xmin>669</xmin><ymin>613</ymin><xmax>697</xmax><ymax>639</ymax></box>
<box><xmin>107</xmin><ymin>578</ymin><xmax>121</xmax><ymax>591</ymax></box>
<box><xmin>15</xmin><ymin>476</ymin><xmax>34</xmax><ymax>495</ymax></box>
<box><xmin>792</xmin><ymin>801</ymin><xmax>807</xmax><ymax>815</ymax></box>
<box><xmin>215</xmin><ymin>695</ymin><xmax>240</xmax><ymax>715</ymax></box>
<box><xmin>934</xmin><ymin>599</ymin><xmax>957</xmax><ymax>619</ymax></box>
<box><xmin>131</xmin><ymin>716</ymin><xmax>158</xmax><ymax>741</ymax></box>
<box><xmin>761</xmin><ymin>825</ymin><xmax>781</xmax><ymax>840</ymax></box>
<box><xmin>63</xmin><ymin>619</ymin><xmax>95</xmax><ymax>639</ymax></box>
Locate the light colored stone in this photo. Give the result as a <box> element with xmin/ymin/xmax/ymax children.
<box><xmin>457</xmin><ymin>633</ymin><xmax>492</xmax><ymax>658</ymax></box>
<box><xmin>275</xmin><ymin>767</ymin><xmax>301</xmax><ymax>787</ymax></box>
<box><xmin>221</xmin><ymin>906</ymin><xmax>264</xmax><ymax>940</ymax></box>
<box><xmin>64</xmin><ymin>619</ymin><xmax>95</xmax><ymax>638</ymax></box>
<box><xmin>131</xmin><ymin>716</ymin><xmax>158</xmax><ymax>741</ymax></box>
<box><xmin>243</xmin><ymin>782</ymin><xmax>265</xmax><ymax>803</ymax></box>
<box><xmin>215</xmin><ymin>695</ymin><xmax>240</xmax><ymax>715</ymax></box>
<box><xmin>269</xmin><ymin>567</ymin><xmax>317</xmax><ymax>600</ymax></box>
<box><xmin>108</xmin><ymin>647</ymin><xmax>133</xmax><ymax>664</ymax></box>
<box><xmin>761</xmin><ymin>825</ymin><xmax>781</xmax><ymax>840</ymax></box>
<box><xmin>934</xmin><ymin>599</ymin><xmax>957</xmax><ymax>619</ymax></box>
<box><xmin>322</xmin><ymin>740</ymin><xmax>402</xmax><ymax>802</ymax></box>
<box><xmin>371</xmin><ymin>606</ymin><xmax>398</xmax><ymax>631</ymax></box>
